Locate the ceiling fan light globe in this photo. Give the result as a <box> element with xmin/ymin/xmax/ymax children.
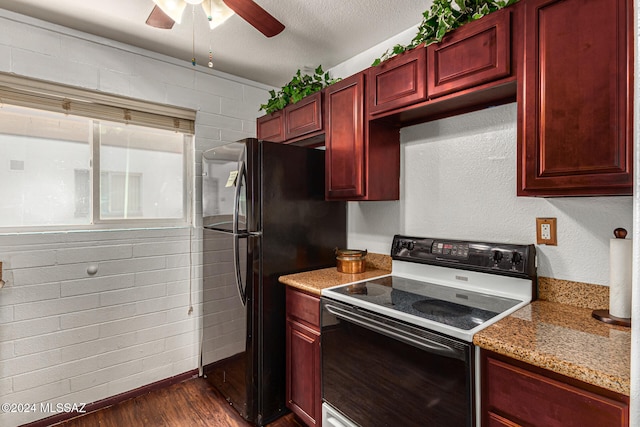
<box><xmin>184</xmin><ymin>0</ymin><xmax>203</xmax><ymax>4</ymax></box>
<box><xmin>202</xmin><ymin>0</ymin><xmax>235</xmax><ymax>29</ymax></box>
<box><xmin>152</xmin><ymin>0</ymin><xmax>187</xmax><ymax>24</ymax></box>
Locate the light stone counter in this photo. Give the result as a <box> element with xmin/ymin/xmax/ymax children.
<box><xmin>278</xmin><ymin>253</ymin><xmax>391</xmax><ymax>296</ymax></box>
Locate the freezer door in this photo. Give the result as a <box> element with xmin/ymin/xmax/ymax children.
<box><xmin>202</xmin><ymin>142</ymin><xmax>248</xmax><ymax>233</ymax></box>
<box><xmin>201</xmin><ymin>229</ymin><xmax>255</xmax><ymax>421</ymax></box>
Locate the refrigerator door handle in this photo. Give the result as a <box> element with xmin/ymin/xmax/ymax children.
<box><xmin>232</xmin><ymin>233</ymin><xmax>248</xmax><ymax>307</ymax></box>
<box><xmin>232</xmin><ymin>159</ymin><xmax>245</xmax><ymax>235</ymax></box>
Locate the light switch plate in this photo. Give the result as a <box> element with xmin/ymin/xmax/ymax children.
<box><xmin>536</xmin><ymin>218</ymin><xmax>557</xmax><ymax>245</ymax></box>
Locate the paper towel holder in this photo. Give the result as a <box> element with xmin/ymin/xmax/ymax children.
<box><xmin>592</xmin><ymin>309</ymin><xmax>631</xmax><ymax>327</ymax></box>
<box><xmin>592</xmin><ymin>228</ymin><xmax>631</xmax><ymax>327</ymax></box>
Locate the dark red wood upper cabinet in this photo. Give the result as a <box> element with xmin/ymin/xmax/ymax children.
<box><xmin>325</xmin><ymin>72</ymin><xmax>400</xmax><ymax>201</ymax></box>
<box><xmin>518</xmin><ymin>0</ymin><xmax>633</xmax><ymax>196</ymax></box>
<box><xmin>257</xmin><ymin>110</ymin><xmax>285</xmax><ymax>142</ymax></box>
<box><xmin>325</xmin><ymin>73</ymin><xmax>366</xmax><ymax>199</ymax></box>
<box><xmin>428</xmin><ymin>8</ymin><xmax>511</xmax><ymax>99</ymax></box>
<box><xmin>284</xmin><ymin>92</ymin><xmax>323</xmax><ymax>141</ymax></box>
<box><xmin>367</xmin><ymin>47</ymin><xmax>427</xmax><ymax>115</ymax></box>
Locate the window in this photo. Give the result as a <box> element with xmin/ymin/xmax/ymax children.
<box><xmin>100</xmin><ymin>171</ymin><xmax>143</xmax><ymax>218</ymax></box>
<box><xmin>97</xmin><ymin>121</ymin><xmax>186</xmax><ymax>221</ymax></box>
<box><xmin>0</xmin><ymin>74</ymin><xmax>195</xmax><ymax>229</ymax></box>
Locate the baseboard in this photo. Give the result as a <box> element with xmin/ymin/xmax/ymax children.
<box><xmin>21</xmin><ymin>370</ymin><xmax>199</xmax><ymax>427</ymax></box>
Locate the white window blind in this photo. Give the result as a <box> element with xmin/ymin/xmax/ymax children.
<box><xmin>0</xmin><ymin>73</ymin><xmax>195</xmax><ymax>134</ymax></box>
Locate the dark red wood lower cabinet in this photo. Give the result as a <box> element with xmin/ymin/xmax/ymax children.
<box><xmin>285</xmin><ymin>287</ymin><xmax>321</xmax><ymax>427</ymax></box>
<box><xmin>482</xmin><ymin>351</ymin><xmax>629</xmax><ymax>427</ymax></box>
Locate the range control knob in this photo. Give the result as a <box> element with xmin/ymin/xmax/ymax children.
<box><xmin>407</xmin><ymin>241</ymin><xmax>415</xmax><ymax>250</ymax></box>
<box><xmin>511</xmin><ymin>251</ymin><xmax>523</xmax><ymax>264</ymax></box>
<box><xmin>492</xmin><ymin>250</ymin><xmax>503</xmax><ymax>263</ymax></box>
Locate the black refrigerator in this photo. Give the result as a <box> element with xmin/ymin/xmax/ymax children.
<box><xmin>201</xmin><ymin>139</ymin><xmax>346</xmax><ymax>425</ymax></box>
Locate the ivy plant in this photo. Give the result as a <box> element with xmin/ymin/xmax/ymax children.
<box><xmin>259</xmin><ymin>66</ymin><xmax>340</xmax><ymax>114</ymax></box>
<box><xmin>372</xmin><ymin>0</ymin><xmax>519</xmax><ymax>66</ymax></box>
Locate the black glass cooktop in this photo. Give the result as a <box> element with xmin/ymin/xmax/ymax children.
<box><xmin>330</xmin><ymin>276</ymin><xmax>522</xmax><ymax>330</ymax></box>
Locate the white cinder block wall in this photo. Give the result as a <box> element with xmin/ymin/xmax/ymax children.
<box><xmin>0</xmin><ymin>10</ymin><xmax>271</xmax><ymax>427</ymax></box>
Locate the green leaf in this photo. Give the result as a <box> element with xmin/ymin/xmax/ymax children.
<box><xmin>260</xmin><ymin>64</ymin><xmax>342</xmax><ymax>113</ymax></box>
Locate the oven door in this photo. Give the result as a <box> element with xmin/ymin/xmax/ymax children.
<box><xmin>321</xmin><ymin>298</ymin><xmax>474</xmax><ymax>427</ymax></box>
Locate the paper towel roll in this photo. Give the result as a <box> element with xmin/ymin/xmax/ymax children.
<box><xmin>609</xmin><ymin>237</ymin><xmax>632</xmax><ymax>319</ymax></box>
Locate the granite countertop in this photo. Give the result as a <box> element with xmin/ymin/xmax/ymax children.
<box><xmin>473</xmin><ymin>300</ymin><xmax>631</xmax><ymax>396</ymax></box>
<box><xmin>279</xmin><ymin>267</ymin><xmax>391</xmax><ymax>296</ymax></box>
<box><xmin>279</xmin><ymin>253</ymin><xmax>392</xmax><ymax>296</ymax></box>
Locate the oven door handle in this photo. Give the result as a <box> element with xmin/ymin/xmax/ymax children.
<box><xmin>324</xmin><ymin>304</ymin><xmax>465</xmax><ymax>361</ymax></box>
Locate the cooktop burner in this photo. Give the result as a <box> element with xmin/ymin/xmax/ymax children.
<box><xmin>331</xmin><ymin>276</ymin><xmax>521</xmax><ymax>331</ymax></box>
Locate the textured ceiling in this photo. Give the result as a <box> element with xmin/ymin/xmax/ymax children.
<box><xmin>0</xmin><ymin>0</ymin><xmax>431</xmax><ymax>87</ymax></box>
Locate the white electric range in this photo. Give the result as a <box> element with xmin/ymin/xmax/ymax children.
<box><xmin>320</xmin><ymin>235</ymin><xmax>537</xmax><ymax>427</ymax></box>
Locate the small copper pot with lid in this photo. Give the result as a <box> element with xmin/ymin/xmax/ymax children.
<box><xmin>336</xmin><ymin>248</ymin><xmax>367</xmax><ymax>273</ymax></box>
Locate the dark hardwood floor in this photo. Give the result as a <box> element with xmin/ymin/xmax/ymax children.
<box><xmin>54</xmin><ymin>378</ymin><xmax>304</xmax><ymax>427</ymax></box>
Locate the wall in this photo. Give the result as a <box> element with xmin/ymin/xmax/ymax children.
<box><xmin>0</xmin><ymin>9</ymin><xmax>270</xmax><ymax>427</ymax></box>
<box><xmin>332</xmin><ymin>26</ymin><xmax>633</xmax><ymax>288</ymax></box>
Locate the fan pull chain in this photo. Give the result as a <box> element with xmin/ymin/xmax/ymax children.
<box><xmin>208</xmin><ymin>0</ymin><xmax>214</xmax><ymax>68</ymax></box>
<box><xmin>191</xmin><ymin>5</ymin><xmax>196</xmax><ymax>66</ymax></box>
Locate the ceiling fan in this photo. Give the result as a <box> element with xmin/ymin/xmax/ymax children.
<box><xmin>146</xmin><ymin>0</ymin><xmax>285</xmax><ymax>37</ymax></box>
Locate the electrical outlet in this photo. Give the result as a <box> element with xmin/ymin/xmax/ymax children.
<box><xmin>536</xmin><ymin>218</ymin><xmax>557</xmax><ymax>245</ymax></box>
<box><xmin>541</xmin><ymin>223</ymin><xmax>551</xmax><ymax>240</ymax></box>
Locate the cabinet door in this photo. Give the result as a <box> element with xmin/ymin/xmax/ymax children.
<box><xmin>428</xmin><ymin>8</ymin><xmax>511</xmax><ymax>98</ymax></box>
<box><xmin>286</xmin><ymin>287</ymin><xmax>321</xmax><ymax>427</ymax></box>
<box><xmin>367</xmin><ymin>47</ymin><xmax>427</xmax><ymax>115</ymax></box>
<box><xmin>518</xmin><ymin>0</ymin><xmax>633</xmax><ymax>196</ymax></box>
<box><xmin>257</xmin><ymin>110</ymin><xmax>285</xmax><ymax>142</ymax></box>
<box><xmin>284</xmin><ymin>92</ymin><xmax>323</xmax><ymax>140</ymax></box>
<box><xmin>325</xmin><ymin>73</ymin><xmax>365</xmax><ymax>199</ymax></box>
<box><xmin>286</xmin><ymin>319</ymin><xmax>321</xmax><ymax>427</ymax></box>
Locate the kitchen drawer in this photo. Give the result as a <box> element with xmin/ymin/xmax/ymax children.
<box><xmin>286</xmin><ymin>286</ymin><xmax>320</xmax><ymax>329</ymax></box>
<box><xmin>484</xmin><ymin>355</ymin><xmax>629</xmax><ymax>427</ymax></box>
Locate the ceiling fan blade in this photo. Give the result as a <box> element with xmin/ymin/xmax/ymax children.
<box><xmin>145</xmin><ymin>5</ymin><xmax>175</xmax><ymax>29</ymax></box>
<box><xmin>222</xmin><ymin>0</ymin><xmax>285</xmax><ymax>37</ymax></box>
